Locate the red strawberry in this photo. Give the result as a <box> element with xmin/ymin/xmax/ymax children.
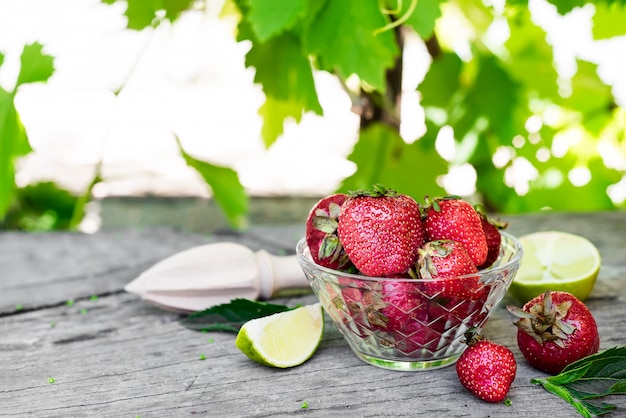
<box><xmin>377</xmin><ymin>281</ymin><xmax>441</xmax><ymax>353</ymax></box>
<box><xmin>507</xmin><ymin>290</ymin><xmax>600</xmax><ymax>375</ymax></box>
<box><xmin>338</xmin><ymin>185</ymin><xmax>424</xmax><ymax>277</ymax></box>
<box><xmin>423</xmin><ymin>196</ymin><xmax>488</xmax><ymax>267</ymax></box>
<box><xmin>456</xmin><ymin>330</ymin><xmax>517</xmax><ymax>403</ymax></box>
<box><xmin>417</xmin><ymin>240</ymin><xmax>486</xmax><ymax>300</ymax></box>
<box><xmin>305</xmin><ymin>193</ymin><xmax>353</xmax><ymax>270</ymax></box>
<box><xmin>476</xmin><ymin>209</ymin><xmax>508</xmax><ymax>270</ymax></box>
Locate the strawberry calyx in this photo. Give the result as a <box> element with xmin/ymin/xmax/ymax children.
<box><xmin>463</xmin><ymin>326</ymin><xmax>483</xmax><ymax>346</ymax></box>
<box><xmin>311</xmin><ymin>203</ymin><xmax>346</xmax><ymax>266</ymax></box>
<box><xmin>506</xmin><ymin>290</ymin><xmax>576</xmax><ymax>348</ymax></box>
<box><xmin>420</xmin><ymin>195</ymin><xmax>462</xmax><ymax>216</ymax></box>
<box><xmin>417</xmin><ymin>240</ymin><xmax>455</xmax><ymax>278</ymax></box>
<box><xmin>474</xmin><ymin>204</ymin><xmax>509</xmax><ymax>230</ymax></box>
<box><xmin>347</xmin><ymin>183</ymin><xmax>399</xmax><ymax>199</ymax></box>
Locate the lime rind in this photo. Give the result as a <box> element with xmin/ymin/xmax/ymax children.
<box><xmin>235</xmin><ymin>303</ymin><xmax>324</xmax><ymax>368</ymax></box>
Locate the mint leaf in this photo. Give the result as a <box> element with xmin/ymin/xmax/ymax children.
<box><xmin>531</xmin><ymin>346</ymin><xmax>626</xmax><ymax>417</ymax></box>
<box><xmin>180</xmin><ymin>299</ymin><xmax>297</xmax><ymax>333</ymax></box>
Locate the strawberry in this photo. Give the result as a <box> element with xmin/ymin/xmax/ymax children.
<box><xmin>476</xmin><ymin>209</ymin><xmax>508</xmax><ymax>270</ymax></box>
<box><xmin>337</xmin><ymin>185</ymin><xmax>424</xmax><ymax>277</ymax></box>
<box><xmin>422</xmin><ymin>196</ymin><xmax>488</xmax><ymax>267</ymax></box>
<box><xmin>305</xmin><ymin>193</ymin><xmax>353</xmax><ymax>270</ymax></box>
<box><xmin>417</xmin><ymin>240</ymin><xmax>486</xmax><ymax>300</ymax></box>
<box><xmin>507</xmin><ymin>290</ymin><xmax>600</xmax><ymax>375</ymax></box>
<box><xmin>456</xmin><ymin>330</ymin><xmax>517</xmax><ymax>403</ymax></box>
<box><xmin>377</xmin><ymin>281</ymin><xmax>441</xmax><ymax>353</ymax></box>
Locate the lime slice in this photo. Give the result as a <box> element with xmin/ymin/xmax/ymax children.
<box><xmin>508</xmin><ymin>231</ymin><xmax>601</xmax><ymax>303</ymax></box>
<box><xmin>235</xmin><ymin>303</ymin><xmax>324</xmax><ymax>368</ymax></box>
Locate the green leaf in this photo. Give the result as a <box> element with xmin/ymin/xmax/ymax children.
<box><xmin>419</xmin><ymin>52</ymin><xmax>463</xmax><ymax>110</ymax></box>
<box><xmin>246</xmin><ymin>0</ymin><xmax>309</xmax><ymax>42</ymax></box>
<box><xmin>303</xmin><ymin>0</ymin><xmax>399</xmax><ymax>91</ymax></box>
<box><xmin>179</xmin><ymin>298</ymin><xmax>296</xmax><ymax>332</ymax></box>
<box><xmin>103</xmin><ymin>0</ymin><xmax>193</xmax><ymax>30</ymax></box>
<box><xmin>337</xmin><ymin>121</ymin><xmax>447</xmax><ymax>200</ymax></box>
<box><xmin>244</xmin><ymin>31</ymin><xmax>322</xmax><ymax>147</ymax></box>
<box><xmin>531</xmin><ymin>346</ymin><xmax>626</xmax><ymax>417</ymax></box>
<box><xmin>559</xmin><ymin>60</ymin><xmax>614</xmax><ymax>117</ymax></box>
<box><xmin>544</xmin><ymin>0</ymin><xmax>587</xmax><ymax>15</ymax></box>
<box><xmin>505</xmin><ymin>8</ymin><xmax>558</xmax><ymax>99</ymax></box>
<box><xmin>3</xmin><ymin>182</ymin><xmax>79</xmax><ymax>231</ymax></box>
<box><xmin>592</xmin><ymin>2</ymin><xmax>626</xmax><ymax>39</ymax></box>
<box><xmin>391</xmin><ymin>0</ymin><xmax>444</xmax><ymax>39</ymax></box>
<box><xmin>0</xmin><ymin>90</ymin><xmax>28</xmax><ymax>219</ymax></box>
<box><xmin>16</xmin><ymin>42</ymin><xmax>55</xmax><ymax>87</ymax></box>
<box><xmin>176</xmin><ymin>137</ymin><xmax>249</xmax><ymax>230</ymax></box>
<box><xmin>257</xmin><ymin>96</ymin><xmax>304</xmax><ymax>148</ymax></box>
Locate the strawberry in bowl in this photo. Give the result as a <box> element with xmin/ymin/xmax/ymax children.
<box><xmin>296</xmin><ymin>186</ymin><xmax>524</xmax><ymax>371</ymax></box>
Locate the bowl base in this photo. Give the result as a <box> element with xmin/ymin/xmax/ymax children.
<box><xmin>355</xmin><ymin>352</ymin><xmax>461</xmax><ymax>371</ymax></box>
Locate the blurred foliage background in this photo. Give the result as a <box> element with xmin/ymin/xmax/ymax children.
<box><xmin>1</xmin><ymin>0</ymin><xmax>626</xmax><ymax>231</ymax></box>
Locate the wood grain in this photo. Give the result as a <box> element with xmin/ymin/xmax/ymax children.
<box><xmin>1</xmin><ymin>213</ymin><xmax>625</xmax><ymax>417</ymax></box>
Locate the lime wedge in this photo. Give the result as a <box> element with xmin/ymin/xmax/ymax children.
<box><xmin>235</xmin><ymin>303</ymin><xmax>324</xmax><ymax>368</ymax></box>
<box><xmin>508</xmin><ymin>231</ymin><xmax>601</xmax><ymax>303</ymax></box>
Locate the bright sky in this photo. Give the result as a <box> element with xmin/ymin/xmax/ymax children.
<box><xmin>1</xmin><ymin>0</ymin><xmax>624</xmax><ymax>200</ymax></box>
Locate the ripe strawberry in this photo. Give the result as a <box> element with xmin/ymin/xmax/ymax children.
<box><xmin>422</xmin><ymin>196</ymin><xmax>488</xmax><ymax>267</ymax></box>
<box><xmin>417</xmin><ymin>240</ymin><xmax>486</xmax><ymax>300</ymax></box>
<box><xmin>337</xmin><ymin>185</ymin><xmax>424</xmax><ymax>277</ymax></box>
<box><xmin>305</xmin><ymin>193</ymin><xmax>353</xmax><ymax>270</ymax></box>
<box><xmin>507</xmin><ymin>290</ymin><xmax>600</xmax><ymax>375</ymax></box>
<box><xmin>476</xmin><ymin>210</ymin><xmax>508</xmax><ymax>270</ymax></box>
<box><xmin>456</xmin><ymin>330</ymin><xmax>517</xmax><ymax>403</ymax></box>
<box><xmin>377</xmin><ymin>281</ymin><xmax>441</xmax><ymax>353</ymax></box>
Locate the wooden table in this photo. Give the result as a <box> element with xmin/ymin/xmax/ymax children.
<box><xmin>2</xmin><ymin>212</ymin><xmax>625</xmax><ymax>417</ymax></box>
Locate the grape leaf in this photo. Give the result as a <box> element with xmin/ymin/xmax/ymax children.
<box><xmin>544</xmin><ymin>0</ymin><xmax>587</xmax><ymax>15</ymax></box>
<box><xmin>505</xmin><ymin>7</ymin><xmax>558</xmax><ymax>99</ymax></box>
<box><xmin>257</xmin><ymin>96</ymin><xmax>305</xmax><ymax>148</ymax></box>
<box><xmin>303</xmin><ymin>0</ymin><xmax>398</xmax><ymax>91</ymax></box>
<box><xmin>419</xmin><ymin>52</ymin><xmax>463</xmax><ymax>110</ymax></box>
<box><xmin>592</xmin><ymin>2</ymin><xmax>626</xmax><ymax>39</ymax></box>
<box><xmin>0</xmin><ymin>43</ymin><xmax>54</xmax><ymax>220</ymax></box>
<box><xmin>531</xmin><ymin>346</ymin><xmax>626</xmax><ymax>417</ymax></box>
<box><xmin>560</xmin><ymin>60</ymin><xmax>614</xmax><ymax>116</ymax></box>
<box><xmin>103</xmin><ymin>0</ymin><xmax>193</xmax><ymax>30</ymax></box>
<box><xmin>180</xmin><ymin>298</ymin><xmax>296</xmax><ymax>332</ymax></box>
<box><xmin>337</xmin><ymin>121</ymin><xmax>447</xmax><ymax>200</ymax></box>
<box><xmin>390</xmin><ymin>0</ymin><xmax>444</xmax><ymax>39</ymax></box>
<box><xmin>176</xmin><ymin>137</ymin><xmax>249</xmax><ymax>230</ymax></box>
<box><xmin>246</xmin><ymin>0</ymin><xmax>309</xmax><ymax>42</ymax></box>
<box><xmin>16</xmin><ymin>43</ymin><xmax>55</xmax><ymax>87</ymax></box>
<box><xmin>243</xmin><ymin>31</ymin><xmax>322</xmax><ymax>146</ymax></box>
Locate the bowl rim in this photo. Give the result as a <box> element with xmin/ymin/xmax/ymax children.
<box><xmin>295</xmin><ymin>231</ymin><xmax>524</xmax><ymax>282</ymax></box>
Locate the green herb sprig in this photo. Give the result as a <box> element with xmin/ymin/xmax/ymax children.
<box><xmin>180</xmin><ymin>299</ymin><xmax>297</xmax><ymax>333</ymax></box>
<box><xmin>531</xmin><ymin>346</ymin><xmax>626</xmax><ymax>417</ymax></box>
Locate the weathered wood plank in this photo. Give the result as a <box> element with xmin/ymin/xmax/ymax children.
<box><xmin>1</xmin><ymin>212</ymin><xmax>625</xmax><ymax>417</ymax></box>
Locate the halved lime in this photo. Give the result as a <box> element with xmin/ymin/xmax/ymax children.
<box><xmin>235</xmin><ymin>303</ymin><xmax>324</xmax><ymax>368</ymax></box>
<box><xmin>508</xmin><ymin>231</ymin><xmax>601</xmax><ymax>303</ymax></box>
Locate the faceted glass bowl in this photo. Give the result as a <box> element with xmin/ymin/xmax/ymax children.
<box><xmin>296</xmin><ymin>232</ymin><xmax>523</xmax><ymax>371</ymax></box>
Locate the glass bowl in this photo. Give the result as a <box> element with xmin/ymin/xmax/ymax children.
<box><xmin>296</xmin><ymin>232</ymin><xmax>523</xmax><ymax>371</ymax></box>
